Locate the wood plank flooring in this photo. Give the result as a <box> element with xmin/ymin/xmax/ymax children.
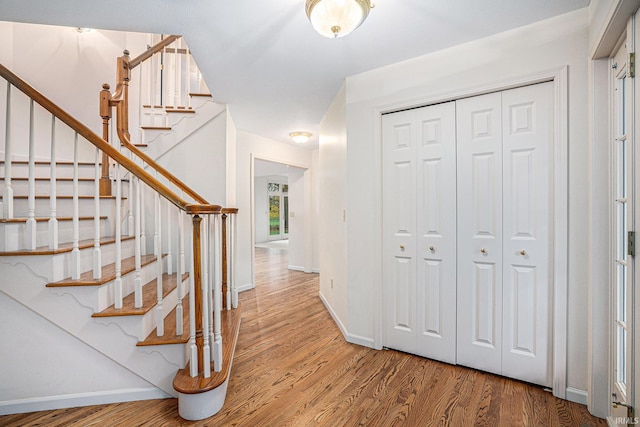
<box><xmin>0</xmin><ymin>247</ymin><xmax>606</xmax><ymax>426</ymax></box>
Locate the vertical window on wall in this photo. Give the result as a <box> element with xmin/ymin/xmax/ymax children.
<box><xmin>268</xmin><ymin>182</ymin><xmax>288</xmax><ymax>238</ymax></box>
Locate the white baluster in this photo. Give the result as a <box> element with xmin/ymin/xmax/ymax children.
<box><xmin>188</xmin><ymin>215</ymin><xmax>198</xmax><ymax>377</ymax></box>
<box><xmin>69</xmin><ymin>133</ymin><xmax>81</xmax><ymax>279</ymax></box>
<box><xmin>231</xmin><ymin>212</ymin><xmax>238</xmax><ymax>309</ymax></box>
<box><xmin>202</xmin><ymin>215</ymin><xmax>211</xmax><ymax>378</ymax></box>
<box><xmin>48</xmin><ymin>116</ymin><xmax>58</xmax><ymax>250</ymax></box>
<box><xmin>25</xmin><ymin>100</ymin><xmax>36</xmax><ymax>250</ymax></box>
<box><xmin>140</xmin><ymin>172</ymin><xmax>146</xmax><ymax>253</ymax></box>
<box><xmin>225</xmin><ymin>214</ymin><xmax>231</xmax><ymax>310</ymax></box>
<box><xmin>114</xmin><ymin>161</ymin><xmax>123</xmax><ymax>308</ymax></box>
<box><xmin>92</xmin><ymin>147</ymin><xmax>101</xmax><ymax>278</ymax></box>
<box><xmin>155</xmin><ymin>181</ymin><xmax>164</xmax><ymax>336</ymax></box>
<box><xmin>176</xmin><ymin>207</ymin><xmax>184</xmax><ymax>335</ymax></box>
<box><xmin>213</xmin><ymin>214</ymin><xmax>222</xmax><ymax>372</ymax></box>
<box><xmin>134</xmin><ymin>176</ymin><xmax>142</xmax><ymax>308</ymax></box>
<box><xmin>166</xmin><ymin>198</ymin><xmax>173</xmax><ymax>275</ymax></box>
<box><xmin>154</xmin><ymin>180</ymin><xmax>160</xmax><ymax>256</ymax></box>
<box><xmin>186</xmin><ymin>41</ymin><xmax>191</xmax><ymax>109</ymax></box>
<box><xmin>126</xmin><ymin>151</ymin><xmax>134</xmax><ymax>237</ymax></box>
<box><xmin>174</xmin><ymin>38</ymin><xmax>180</xmax><ymax>108</ymax></box>
<box><xmin>3</xmin><ymin>82</ymin><xmax>13</xmax><ymax>220</ymax></box>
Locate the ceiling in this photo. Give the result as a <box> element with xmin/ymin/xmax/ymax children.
<box><xmin>0</xmin><ymin>0</ymin><xmax>590</xmax><ymax>148</ymax></box>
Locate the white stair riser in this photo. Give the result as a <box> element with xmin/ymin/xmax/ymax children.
<box><xmin>0</xmin><ymin>217</ymin><xmax>110</xmax><ymax>251</ymax></box>
<box><xmin>1</xmin><ymin>239</ymin><xmax>136</xmax><ymax>282</ymax></box>
<box><xmin>49</xmin><ymin>257</ymin><xmax>161</xmax><ymax>313</ymax></box>
<box><xmin>95</xmin><ymin>285</ymin><xmax>188</xmax><ymax>341</ymax></box>
<box><xmin>1</xmin><ymin>163</ymin><xmax>98</xmax><ymax>179</ymax></box>
<box><xmin>11</xmin><ymin>197</ymin><xmax>121</xmax><ymax>218</ymax></box>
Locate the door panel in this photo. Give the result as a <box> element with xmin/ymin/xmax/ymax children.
<box><xmin>416</xmin><ymin>102</ymin><xmax>457</xmax><ymax>363</ymax></box>
<box><xmin>456</xmin><ymin>92</ymin><xmax>503</xmax><ymax>375</ymax></box>
<box><xmin>383</xmin><ymin>110</ymin><xmax>417</xmax><ymax>353</ymax></box>
<box><xmin>501</xmin><ymin>82</ymin><xmax>552</xmax><ymax>387</ymax></box>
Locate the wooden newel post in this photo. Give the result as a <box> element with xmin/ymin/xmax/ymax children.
<box><xmin>192</xmin><ymin>214</ymin><xmax>205</xmax><ymax>374</ymax></box>
<box><xmin>99</xmin><ymin>83</ymin><xmax>112</xmax><ymax>196</ymax></box>
<box><xmin>221</xmin><ymin>213</ymin><xmax>228</xmax><ymax>310</ymax></box>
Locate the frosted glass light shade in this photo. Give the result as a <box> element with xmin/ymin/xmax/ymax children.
<box><xmin>289</xmin><ymin>131</ymin><xmax>312</xmax><ymax>143</ymax></box>
<box><xmin>306</xmin><ymin>0</ymin><xmax>372</xmax><ymax>38</ymax></box>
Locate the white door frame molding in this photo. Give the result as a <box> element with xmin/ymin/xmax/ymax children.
<box><xmin>372</xmin><ymin>67</ymin><xmax>569</xmax><ymax>399</ymax></box>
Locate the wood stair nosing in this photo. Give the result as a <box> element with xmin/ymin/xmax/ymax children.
<box><xmin>172</xmin><ymin>304</ymin><xmax>242</xmax><ymax>394</ymax></box>
<box><xmin>141</xmin><ymin>126</ymin><xmax>172</xmax><ymax>131</ymax></box>
<box><xmin>1</xmin><ymin>215</ymin><xmax>107</xmax><ymax>223</ymax></box>
<box><xmin>188</xmin><ymin>93</ymin><xmax>212</xmax><ymax>98</ymax></box>
<box><xmin>165</xmin><ymin>109</ymin><xmax>196</xmax><ymax>114</ymax></box>
<box><xmin>0</xmin><ymin>235</ymin><xmax>135</xmax><ymax>256</ymax></box>
<box><xmin>46</xmin><ymin>253</ymin><xmax>162</xmax><ymax>287</ymax></box>
<box><xmin>93</xmin><ymin>272</ymin><xmax>190</xmax><ymax>318</ymax></box>
<box><xmin>137</xmin><ymin>291</ymin><xmax>191</xmax><ymax>347</ymax></box>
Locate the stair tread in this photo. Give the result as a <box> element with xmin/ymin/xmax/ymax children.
<box><xmin>0</xmin><ymin>235</ymin><xmax>134</xmax><ymax>256</ymax></box>
<box><xmin>188</xmin><ymin>93</ymin><xmax>212</xmax><ymax>97</ymax></box>
<box><xmin>1</xmin><ymin>216</ymin><xmax>107</xmax><ymax>223</ymax></box>
<box><xmin>141</xmin><ymin>126</ymin><xmax>172</xmax><ymax>130</ymax></box>
<box><xmin>46</xmin><ymin>253</ymin><xmax>159</xmax><ymax>287</ymax></box>
<box><xmin>173</xmin><ymin>304</ymin><xmax>242</xmax><ymax>394</ymax></box>
<box><xmin>166</xmin><ymin>109</ymin><xmax>196</xmax><ymax>114</ymax></box>
<box><xmin>13</xmin><ymin>195</ymin><xmax>120</xmax><ymax>199</ymax></box>
<box><xmin>137</xmin><ymin>293</ymin><xmax>191</xmax><ymax>346</ymax></box>
<box><xmin>93</xmin><ymin>272</ymin><xmax>189</xmax><ymax>317</ymax></box>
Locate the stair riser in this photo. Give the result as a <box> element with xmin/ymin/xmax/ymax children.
<box><xmin>10</xmin><ymin>197</ymin><xmax>120</xmax><ymax>218</ymax></box>
<box><xmin>1</xmin><ymin>163</ymin><xmax>98</xmax><ymax>180</ymax></box>
<box><xmin>95</xmin><ymin>286</ymin><xmax>186</xmax><ymax>341</ymax></box>
<box><xmin>1</xmin><ymin>180</ymin><xmax>125</xmax><ymax>198</ymax></box>
<box><xmin>0</xmin><ymin>218</ymin><xmax>110</xmax><ymax>251</ymax></box>
<box><xmin>49</xmin><ymin>257</ymin><xmax>161</xmax><ymax>313</ymax></box>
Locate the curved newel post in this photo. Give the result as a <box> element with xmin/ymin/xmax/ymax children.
<box><xmin>3</xmin><ymin>81</ymin><xmax>13</xmax><ymax>219</ymax></box>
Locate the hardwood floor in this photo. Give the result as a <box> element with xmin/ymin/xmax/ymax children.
<box><xmin>1</xmin><ymin>247</ymin><xmax>606</xmax><ymax>426</ymax></box>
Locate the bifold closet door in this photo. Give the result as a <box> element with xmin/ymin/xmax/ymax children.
<box><xmin>456</xmin><ymin>92</ymin><xmax>504</xmax><ymax>376</ymax></box>
<box><xmin>456</xmin><ymin>83</ymin><xmax>553</xmax><ymax>386</ymax></box>
<box><xmin>500</xmin><ymin>83</ymin><xmax>552</xmax><ymax>387</ymax></box>
<box><xmin>382</xmin><ymin>102</ymin><xmax>457</xmax><ymax>363</ymax></box>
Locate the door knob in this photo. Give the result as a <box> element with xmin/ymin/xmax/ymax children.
<box><xmin>400</xmin><ymin>245</ymin><xmax>405</xmax><ymax>250</ymax></box>
<box><xmin>480</xmin><ymin>248</ymin><xmax>486</xmax><ymax>254</ymax></box>
<box><xmin>429</xmin><ymin>246</ymin><xmax>435</xmax><ymax>252</ymax></box>
<box><xmin>520</xmin><ymin>250</ymin><xmax>527</xmax><ymax>256</ymax></box>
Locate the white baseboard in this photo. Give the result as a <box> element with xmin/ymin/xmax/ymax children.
<box><xmin>312</xmin><ymin>268</ymin><xmax>320</xmax><ymax>274</ymax></box>
<box><xmin>566</xmin><ymin>387</ymin><xmax>588</xmax><ymax>405</ymax></box>
<box><xmin>318</xmin><ymin>291</ymin><xmax>375</xmax><ymax>349</ymax></box>
<box><xmin>288</xmin><ymin>265</ymin><xmax>304</xmax><ymax>272</ymax></box>
<box><xmin>236</xmin><ymin>282</ymin><xmax>254</xmax><ymax>293</ymax></box>
<box><xmin>0</xmin><ymin>387</ymin><xmax>170</xmax><ymax>415</ymax></box>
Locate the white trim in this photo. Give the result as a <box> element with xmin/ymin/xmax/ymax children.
<box><xmin>0</xmin><ymin>387</ymin><xmax>169</xmax><ymax>416</ymax></box>
<box><xmin>566</xmin><ymin>387</ymin><xmax>589</xmax><ymax>405</ymax></box>
<box><xmin>373</xmin><ymin>67</ymin><xmax>569</xmax><ymax>398</ymax></box>
<box><xmin>288</xmin><ymin>265</ymin><xmax>304</xmax><ymax>271</ymax></box>
<box><xmin>311</xmin><ymin>267</ymin><xmax>320</xmax><ymax>274</ymax></box>
<box><xmin>319</xmin><ymin>290</ymin><xmax>375</xmax><ymax>348</ymax></box>
<box><xmin>236</xmin><ymin>282</ymin><xmax>254</xmax><ymax>293</ymax></box>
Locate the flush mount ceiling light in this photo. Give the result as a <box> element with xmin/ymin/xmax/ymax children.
<box><xmin>289</xmin><ymin>131</ymin><xmax>312</xmax><ymax>143</ymax></box>
<box><xmin>75</xmin><ymin>27</ymin><xmax>92</xmax><ymax>33</ymax></box>
<box><xmin>305</xmin><ymin>0</ymin><xmax>373</xmax><ymax>38</ymax></box>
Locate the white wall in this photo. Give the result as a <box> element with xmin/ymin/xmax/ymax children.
<box><xmin>1</xmin><ymin>21</ymin><xmax>149</xmax><ymax>150</ymax></box>
<box><xmin>287</xmin><ymin>168</ymin><xmax>305</xmax><ymax>270</ymax></box>
<box><xmin>339</xmin><ymin>9</ymin><xmax>590</xmax><ymax>392</ymax></box>
<box><xmin>235</xmin><ymin>130</ymin><xmax>315</xmax><ymax>290</ymax></box>
<box><xmin>311</xmin><ymin>149</ymin><xmax>320</xmax><ymax>272</ymax></box>
<box><xmin>318</xmin><ymin>83</ymin><xmax>348</xmax><ymax>334</ymax></box>
<box><xmin>0</xmin><ymin>292</ymin><xmax>165</xmax><ymax>413</ymax></box>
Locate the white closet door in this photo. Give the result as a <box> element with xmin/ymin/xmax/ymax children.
<box><xmin>383</xmin><ymin>109</ymin><xmax>418</xmax><ymax>354</ymax></box>
<box><xmin>456</xmin><ymin>92</ymin><xmax>503</xmax><ymax>376</ymax></box>
<box><xmin>501</xmin><ymin>82</ymin><xmax>552</xmax><ymax>387</ymax></box>
<box><xmin>415</xmin><ymin>102</ymin><xmax>457</xmax><ymax>363</ymax></box>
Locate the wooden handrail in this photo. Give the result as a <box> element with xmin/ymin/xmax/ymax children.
<box><xmin>0</xmin><ymin>62</ymin><xmax>220</xmax><ymax>216</ymax></box>
<box><xmin>109</xmin><ymin>48</ymin><xmax>209</xmax><ymax>205</ymax></box>
<box><xmin>129</xmin><ymin>35</ymin><xmax>181</xmax><ymax>70</ymax></box>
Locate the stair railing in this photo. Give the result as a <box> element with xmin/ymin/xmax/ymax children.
<box><xmin>0</xmin><ymin>62</ymin><xmax>233</xmax><ymax>381</ymax></box>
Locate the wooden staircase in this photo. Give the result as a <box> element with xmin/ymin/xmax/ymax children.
<box><xmin>0</xmin><ymin>35</ymin><xmax>240</xmax><ymax>421</ymax></box>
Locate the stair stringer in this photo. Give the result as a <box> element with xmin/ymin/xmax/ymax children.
<box><xmin>142</xmin><ymin>99</ymin><xmax>227</xmax><ymax>162</ymax></box>
<box><xmin>0</xmin><ymin>260</ymin><xmax>184</xmax><ymax>398</ymax></box>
